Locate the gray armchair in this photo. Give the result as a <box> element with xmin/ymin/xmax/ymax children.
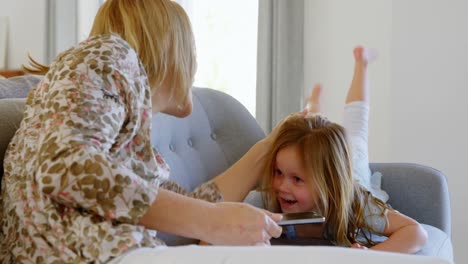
<box><xmin>372</xmin><ymin>163</ymin><xmax>452</xmax><ymax>258</ymax></box>
<box><xmin>151</xmin><ymin>87</ymin><xmax>453</xmax><ymax>260</ymax></box>
<box><xmin>0</xmin><ymin>77</ymin><xmax>453</xmax><ymax>261</ymax></box>
<box><xmin>371</xmin><ymin>163</ymin><xmax>451</xmax><ymax>236</ymax></box>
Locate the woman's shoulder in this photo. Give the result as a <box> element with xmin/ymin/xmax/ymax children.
<box><xmin>41</xmin><ymin>32</ymin><xmax>147</xmax><ymax>100</ymax></box>
<box><xmin>48</xmin><ymin>33</ymin><xmax>142</xmax><ymax>81</ymax></box>
<box><xmin>52</xmin><ymin>33</ymin><xmax>137</xmax><ymax>66</ymax></box>
<box><xmin>87</xmin><ymin>33</ymin><xmax>141</xmax><ymax>71</ymax></box>
<box><xmin>82</xmin><ymin>33</ymin><xmax>133</xmax><ymax>53</ymax></box>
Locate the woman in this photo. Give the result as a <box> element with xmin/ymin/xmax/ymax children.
<box><xmin>0</xmin><ymin>0</ymin><xmax>281</xmax><ymax>262</ymax></box>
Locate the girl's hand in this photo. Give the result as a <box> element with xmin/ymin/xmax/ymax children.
<box><xmin>205</xmin><ymin>202</ymin><xmax>283</xmax><ymax>246</ymax></box>
<box><xmin>351</xmin><ymin>242</ymin><xmax>369</xmax><ymax>250</ymax></box>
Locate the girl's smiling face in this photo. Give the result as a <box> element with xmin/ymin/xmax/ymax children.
<box><xmin>272</xmin><ymin>145</ymin><xmax>320</xmax><ymax>213</ymax></box>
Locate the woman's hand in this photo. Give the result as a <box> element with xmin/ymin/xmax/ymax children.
<box><xmin>203</xmin><ymin>202</ymin><xmax>283</xmax><ymax>246</ymax></box>
<box><xmin>140</xmin><ymin>189</ymin><xmax>282</xmax><ymax>246</ymax></box>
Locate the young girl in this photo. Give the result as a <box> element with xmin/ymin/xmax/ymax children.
<box><xmin>260</xmin><ymin>47</ymin><xmax>428</xmax><ymax>253</ymax></box>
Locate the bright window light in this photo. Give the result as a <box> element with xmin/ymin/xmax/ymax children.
<box><xmin>77</xmin><ymin>1</ymin><xmax>102</xmax><ymax>41</ymax></box>
<box><xmin>79</xmin><ymin>0</ymin><xmax>259</xmax><ymax>116</ymax></box>
<box><xmin>180</xmin><ymin>0</ymin><xmax>258</xmax><ymax>117</ymax></box>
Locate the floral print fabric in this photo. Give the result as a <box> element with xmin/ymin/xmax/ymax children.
<box><xmin>0</xmin><ymin>33</ymin><xmax>222</xmax><ymax>263</ymax></box>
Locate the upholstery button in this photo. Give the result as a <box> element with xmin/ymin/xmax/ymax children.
<box><xmin>169</xmin><ymin>144</ymin><xmax>175</xmax><ymax>151</ymax></box>
<box><xmin>210</xmin><ymin>133</ymin><xmax>217</xmax><ymax>141</ymax></box>
<box><xmin>187</xmin><ymin>139</ymin><xmax>193</xmax><ymax>147</ymax></box>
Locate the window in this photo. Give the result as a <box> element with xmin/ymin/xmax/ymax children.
<box><xmin>78</xmin><ymin>0</ymin><xmax>259</xmax><ymax>116</ymax></box>
<box><xmin>177</xmin><ymin>0</ymin><xmax>258</xmax><ymax>116</ymax></box>
<box><xmin>77</xmin><ymin>1</ymin><xmax>103</xmax><ymax>42</ymax></box>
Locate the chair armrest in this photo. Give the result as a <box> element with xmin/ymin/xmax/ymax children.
<box><xmin>0</xmin><ymin>98</ymin><xmax>27</xmax><ymax>176</ymax></box>
<box><xmin>370</xmin><ymin>163</ymin><xmax>451</xmax><ymax>236</ymax></box>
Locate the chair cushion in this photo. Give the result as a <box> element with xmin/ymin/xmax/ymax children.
<box><xmin>370</xmin><ymin>224</ymin><xmax>453</xmax><ymax>260</ymax></box>
<box><xmin>362</xmin><ymin>224</ymin><xmax>453</xmax><ymax>260</ymax></box>
<box><xmin>417</xmin><ymin>224</ymin><xmax>453</xmax><ymax>261</ymax></box>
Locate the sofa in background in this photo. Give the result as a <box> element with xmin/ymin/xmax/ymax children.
<box><xmin>0</xmin><ymin>75</ymin><xmax>453</xmax><ymax>263</ymax></box>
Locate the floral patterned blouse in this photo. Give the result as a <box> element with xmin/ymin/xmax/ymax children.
<box><xmin>0</xmin><ymin>33</ymin><xmax>222</xmax><ymax>263</ymax></box>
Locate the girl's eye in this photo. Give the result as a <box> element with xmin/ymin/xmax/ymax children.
<box><xmin>275</xmin><ymin>169</ymin><xmax>282</xmax><ymax>176</ymax></box>
<box><xmin>293</xmin><ymin>176</ymin><xmax>303</xmax><ymax>183</ymax></box>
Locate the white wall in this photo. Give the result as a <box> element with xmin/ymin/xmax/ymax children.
<box><xmin>391</xmin><ymin>1</ymin><xmax>468</xmax><ymax>262</ymax></box>
<box><xmin>304</xmin><ymin>0</ymin><xmax>392</xmax><ymax>159</ymax></box>
<box><xmin>0</xmin><ymin>0</ymin><xmax>47</xmax><ymax>69</ymax></box>
<box><xmin>305</xmin><ymin>0</ymin><xmax>467</xmax><ymax>263</ymax></box>
<box><xmin>0</xmin><ymin>0</ymin><xmax>79</xmax><ymax>68</ymax></box>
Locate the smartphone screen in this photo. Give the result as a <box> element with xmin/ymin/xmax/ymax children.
<box><xmin>277</xmin><ymin>211</ymin><xmax>325</xmax><ymax>226</ymax></box>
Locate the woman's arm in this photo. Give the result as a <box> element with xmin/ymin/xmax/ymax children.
<box><xmin>369</xmin><ymin>210</ymin><xmax>428</xmax><ymax>253</ymax></box>
<box><xmin>139</xmin><ymin>189</ymin><xmax>282</xmax><ymax>245</ymax></box>
<box><xmin>212</xmin><ymin>138</ymin><xmax>271</xmax><ymax>202</ymax></box>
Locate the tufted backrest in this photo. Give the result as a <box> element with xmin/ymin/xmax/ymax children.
<box><xmin>152</xmin><ymin>88</ymin><xmax>265</xmax><ymax>191</ymax></box>
<box><xmin>151</xmin><ymin>88</ymin><xmax>266</xmax><ymax>245</ymax></box>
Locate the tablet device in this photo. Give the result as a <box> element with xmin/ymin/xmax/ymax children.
<box><xmin>277</xmin><ymin>211</ymin><xmax>325</xmax><ymax>226</ymax></box>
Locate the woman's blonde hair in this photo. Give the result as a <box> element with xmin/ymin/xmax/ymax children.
<box><xmin>260</xmin><ymin>113</ymin><xmax>388</xmax><ymax>246</ymax></box>
<box><xmin>24</xmin><ymin>0</ymin><xmax>196</xmax><ymax>106</ymax></box>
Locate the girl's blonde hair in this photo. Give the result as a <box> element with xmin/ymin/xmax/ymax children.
<box><xmin>260</xmin><ymin>113</ymin><xmax>388</xmax><ymax>246</ymax></box>
<box><xmin>24</xmin><ymin>0</ymin><xmax>196</xmax><ymax>107</ymax></box>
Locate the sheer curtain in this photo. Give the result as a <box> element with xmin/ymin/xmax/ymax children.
<box><xmin>256</xmin><ymin>0</ymin><xmax>305</xmax><ymax>133</ymax></box>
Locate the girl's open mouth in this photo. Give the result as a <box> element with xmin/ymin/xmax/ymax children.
<box><xmin>279</xmin><ymin>197</ymin><xmax>298</xmax><ymax>211</ymax></box>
